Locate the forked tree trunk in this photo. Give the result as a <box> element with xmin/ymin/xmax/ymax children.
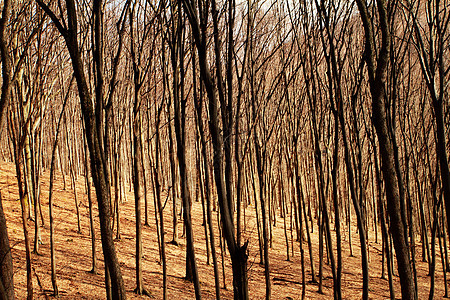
<box><xmin>182</xmin><ymin>0</ymin><xmax>250</xmax><ymax>297</ymax></box>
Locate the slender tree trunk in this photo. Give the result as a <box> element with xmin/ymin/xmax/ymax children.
<box><xmin>299</xmin><ymin>174</ymin><xmax>316</xmax><ymax>284</ymax></box>
<box><xmin>429</xmin><ymin>191</ymin><xmax>440</xmax><ymax>300</ymax></box>
<box><xmin>85</xmin><ymin>137</ymin><xmax>97</xmax><ymax>273</ymax></box>
<box><xmin>0</xmin><ymin>191</ymin><xmax>14</xmax><ymax>300</ymax></box>
<box><xmin>165</xmin><ymin>70</ymin><xmax>179</xmax><ymax>246</ymax></box>
<box><xmin>248</xmin><ymin>16</ymin><xmax>271</xmax><ymax>294</ymax></box>
<box><xmin>47</xmin><ymin>82</ymin><xmax>72</xmax><ymax>296</ymax></box>
<box><xmin>11</xmin><ymin>138</ymin><xmax>33</xmax><ymax>300</ymax></box>
<box><xmin>331</xmin><ymin>112</ymin><xmax>342</xmax><ymax>300</ymax></box>
<box><xmin>339</xmin><ymin>107</ymin><xmax>369</xmax><ymax>300</ymax></box>
<box><xmin>250</xmin><ymin>155</ymin><xmax>263</xmax><ymax>264</ymax></box>
<box><xmin>113</xmin><ymin>147</ymin><xmax>120</xmax><ymax>240</ymax></box>
<box><xmin>193</xmin><ymin>62</ymin><xmax>221</xmax><ymax>298</ymax></box>
<box><xmin>172</xmin><ymin>25</ymin><xmax>201</xmax><ymax>300</ymax></box>
<box><xmin>25</xmin><ymin>131</ymin><xmax>40</xmax><ymax>255</ymax></box>
<box><xmin>433</xmin><ymin>98</ymin><xmax>450</xmax><ymax>260</ymax></box>
<box><xmin>48</xmin><ymin>145</ymin><xmax>59</xmax><ymax>297</ymax></box>
<box><xmin>438</xmin><ymin>213</ymin><xmax>448</xmax><ymax>297</ymax></box>
<box><xmin>132</xmin><ymin>94</ymin><xmax>148</xmax><ymax>296</ymax></box>
<box><xmin>281</xmin><ymin>172</ymin><xmax>289</xmax><ymax>261</ymax></box>
<box><xmin>374</xmin><ymin>142</ymin><xmax>395</xmax><ymax>299</ymax></box>
<box><xmin>253</xmin><ymin>137</ymin><xmax>271</xmax><ymax>300</ymax></box>
<box><xmin>154</xmin><ymin>103</ymin><xmax>167</xmax><ymax>299</ymax></box>
<box><xmin>129</xmin><ymin>6</ymin><xmax>148</xmax><ymax>291</ymax></box>
<box><xmin>67</xmin><ymin>131</ymin><xmax>82</xmax><ymax>234</ymax></box>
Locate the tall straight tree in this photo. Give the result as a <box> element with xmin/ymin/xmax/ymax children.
<box><xmin>129</xmin><ymin>0</ymin><xmax>152</xmax><ymax>294</ymax></box>
<box><xmin>36</xmin><ymin>0</ymin><xmax>127</xmax><ymax>298</ymax></box>
<box><xmin>192</xmin><ymin>50</ymin><xmax>221</xmax><ymax>299</ymax></box>
<box><xmin>355</xmin><ymin>0</ymin><xmax>416</xmax><ymax>298</ymax></box>
<box><xmin>47</xmin><ymin>76</ymin><xmax>73</xmax><ymax>297</ymax></box>
<box><xmin>0</xmin><ymin>0</ymin><xmax>14</xmax><ymax>298</ymax></box>
<box><xmin>169</xmin><ymin>1</ymin><xmax>201</xmax><ymax>297</ymax></box>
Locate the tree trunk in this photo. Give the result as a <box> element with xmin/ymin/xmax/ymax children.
<box><xmin>132</xmin><ymin>90</ymin><xmax>148</xmax><ymax>296</ymax></box>
<box><xmin>355</xmin><ymin>0</ymin><xmax>416</xmax><ymax>298</ymax></box>
<box><xmin>171</xmin><ymin>11</ymin><xmax>201</xmax><ymax>296</ymax></box>
<box><xmin>373</xmin><ymin>142</ymin><xmax>395</xmax><ymax>299</ymax></box>
<box><xmin>85</xmin><ymin>137</ymin><xmax>97</xmax><ymax>273</ymax></box>
<box><xmin>129</xmin><ymin>3</ymin><xmax>148</xmax><ymax>293</ymax></box>
<box><xmin>0</xmin><ymin>192</ymin><xmax>14</xmax><ymax>300</ymax></box>
<box><xmin>12</xmin><ymin>141</ymin><xmax>33</xmax><ymax>300</ymax></box>
<box><xmin>36</xmin><ymin>0</ymin><xmax>127</xmax><ymax>297</ymax></box>
<box><xmin>339</xmin><ymin>106</ymin><xmax>369</xmax><ymax>300</ymax></box>
<box><xmin>154</xmin><ymin>102</ymin><xmax>167</xmax><ymax>299</ymax></box>
<box><xmin>47</xmin><ymin>81</ymin><xmax>72</xmax><ymax>296</ymax></box>
<box><xmin>0</xmin><ymin>1</ymin><xmax>15</xmax><ymax>297</ymax></box>
<box><xmin>193</xmin><ymin>61</ymin><xmax>221</xmax><ymax>298</ymax></box>
<box><xmin>253</xmin><ymin>127</ymin><xmax>271</xmax><ymax>300</ymax></box>
<box><xmin>181</xmin><ymin>0</ymin><xmax>250</xmax><ymax>297</ymax></box>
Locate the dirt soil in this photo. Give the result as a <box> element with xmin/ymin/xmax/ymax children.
<box><xmin>0</xmin><ymin>160</ymin><xmax>447</xmax><ymax>299</ymax></box>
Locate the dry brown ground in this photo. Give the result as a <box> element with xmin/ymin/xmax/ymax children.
<box><xmin>0</xmin><ymin>160</ymin><xmax>447</xmax><ymax>299</ymax></box>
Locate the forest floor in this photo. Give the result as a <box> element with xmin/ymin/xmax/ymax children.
<box><xmin>0</xmin><ymin>160</ymin><xmax>447</xmax><ymax>299</ymax></box>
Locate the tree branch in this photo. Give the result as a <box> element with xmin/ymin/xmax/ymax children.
<box><xmin>35</xmin><ymin>0</ymin><xmax>68</xmax><ymax>38</ymax></box>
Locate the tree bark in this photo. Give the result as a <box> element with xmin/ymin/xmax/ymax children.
<box><xmin>132</xmin><ymin>99</ymin><xmax>148</xmax><ymax>295</ymax></box>
<box><xmin>355</xmin><ymin>0</ymin><xmax>416</xmax><ymax>298</ymax></box>
<box><xmin>170</xmin><ymin>5</ymin><xmax>201</xmax><ymax>296</ymax></box>
<box><xmin>129</xmin><ymin>2</ymin><xmax>149</xmax><ymax>295</ymax></box>
<box><xmin>193</xmin><ymin>54</ymin><xmax>221</xmax><ymax>298</ymax></box>
<box><xmin>0</xmin><ymin>192</ymin><xmax>14</xmax><ymax>300</ymax></box>
<box><xmin>47</xmin><ymin>78</ymin><xmax>72</xmax><ymax>296</ymax></box>
<box><xmin>0</xmin><ymin>0</ymin><xmax>15</xmax><ymax>298</ymax></box>
<box><xmin>181</xmin><ymin>1</ymin><xmax>250</xmax><ymax>298</ymax></box>
<box><xmin>36</xmin><ymin>0</ymin><xmax>127</xmax><ymax>297</ymax></box>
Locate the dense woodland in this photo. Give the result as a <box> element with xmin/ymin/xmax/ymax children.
<box><xmin>0</xmin><ymin>0</ymin><xmax>449</xmax><ymax>298</ymax></box>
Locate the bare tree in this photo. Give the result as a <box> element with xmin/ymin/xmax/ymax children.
<box><xmin>355</xmin><ymin>0</ymin><xmax>416</xmax><ymax>298</ymax></box>
<box><xmin>181</xmin><ymin>0</ymin><xmax>250</xmax><ymax>297</ymax></box>
<box><xmin>0</xmin><ymin>0</ymin><xmax>15</xmax><ymax>298</ymax></box>
<box><xmin>36</xmin><ymin>0</ymin><xmax>127</xmax><ymax>297</ymax></box>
